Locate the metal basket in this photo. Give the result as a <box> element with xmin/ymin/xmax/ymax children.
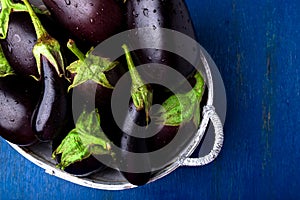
<box><xmin>7</xmin><ymin>42</ymin><xmax>226</xmax><ymax>190</ymax></box>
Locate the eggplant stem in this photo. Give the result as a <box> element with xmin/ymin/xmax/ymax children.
<box><xmin>122</xmin><ymin>44</ymin><xmax>143</xmax><ymax>90</ymax></box>
<box><xmin>67</xmin><ymin>39</ymin><xmax>86</xmax><ymax>61</ymax></box>
<box><xmin>187</xmin><ymin>72</ymin><xmax>205</xmax><ymax>100</ymax></box>
<box><xmin>22</xmin><ymin>0</ymin><xmax>47</xmax><ymax>39</ymax></box>
<box><xmin>52</xmin><ymin>109</ymin><xmax>114</xmax><ymax>169</ymax></box>
<box><xmin>66</xmin><ymin>40</ymin><xmax>115</xmax><ymax>90</ymax></box>
<box><xmin>160</xmin><ymin>72</ymin><xmax>205</xmax><ymax>126</ymax></box>
<box><xmin>122</xmin><ymin>44</ymin><xmax>153</xmax><ymax>123</ymax></box>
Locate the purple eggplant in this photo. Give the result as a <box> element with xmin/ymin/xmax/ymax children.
<box><xmin>0</xmin><ymin>75</ymin><xmax>41</xmax><ymax>146</ymax></box>
<box><xmin>65</xmin><ymin>39</ymin><xmax>125</xmax><ymax>120</ymax></box>
<box><xmin>17</xmin><ymin>0</ymin><xmax>68</xmax><ymax>141</ymax></box>
<box><xmin>52</xmin><ymin>109</ymin><xmax>113</xmax><ymax>177</ymax></box>
<box><xmin>51</xmin><ymin>39</ymin><xmax>123</xmax><ymax>176</ymax></box>
<box><xmin>42</xmin><ymin>0</ymin><xmax>124</xmax><ymax>46</ymax></box>
<box><xmin>32</xmin><ymin>56</ymin><xmax>68</xmax><ymax>141</ymax></box>
<box><xmin>126</xmin><ymin>0</ymin><xmax>197</xmax><ymax>83</ymax></box>
<box><xmin>117</xmin><ymin>45</ymin><xmax>153</xmax><ymax>186</ymax></box>
<box><xmin>148</xmin><ymin>72</ymin><xmax>205</xmax><ymax>171</ymax></box>
<box><xmin>0</xmin><ymin>12</ymin><xmax>38</xmax><ymax>77</ymax></box>
<box><xmin>119</xmin><ymin>100</ymin><xmax>152</xmax><ymax>186</ymax></box>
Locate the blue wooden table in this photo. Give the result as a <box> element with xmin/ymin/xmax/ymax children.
<box><xmin>1</xmin><ymin>0</ymin><xmax>300</xmax><ymax>199</ymax></box>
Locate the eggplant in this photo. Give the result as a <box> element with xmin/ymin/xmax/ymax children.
<box><xmin>42</xmin><ymin>0</ymin><xmax>124</xmax><ymax>46</ymax></box>
<box><xmin>16</xmin><ymin>0</ymin><xmax>69</xmax><ymax>141</ymax></box>
<box><xmin>51</xmin><ymin>80</ymin><xmax>109</xmax><ymax>176</ymax></box>
<box><xmin>66</xmin><ymin>39</ymin><xmax>125</xmax><ymax>120</ymax></box>
<box><xmin>55</xmin><ymin>155</ymin><xmax>107</xmax><ymax>177</ymax></box>
<box><xmin>148</xmin><ymin>72</ymin><xmax>205</xmax><ymax>171</ymax></box>
<box><xmin>32</xmin><ymin>55</ymin><xmax>68</xmax><ymax>141</ymax></box>
<box><xmin>126</xmin><ymin>0</ymin><xmax>197</xmax><ymax>84</ymax></box>
<box><xmin>119</xmin><ymin>100</ymin><xmax>152</xmax><ymax>186</ymax></box>
<box><xmin>52</xmin><ymin>109</ymin><xmax>113</xmax><ymax>177</ymax></box>
<box><xmin>0</xmin><ymin>12</ymin><xmax>38</xmax><ymax>77</ymax></box>
<box><xmin>0</xmin><ymin>75</ymin><xmax>41</xmax><ymax>146</ymax></box>
<box><xmin>117</xmin><ymin>45</ymin><xmax>153</xmax><ymax>186</ymax></box>
<box><xmin>51</xmin><ymin>40</ymin><xmax>123</xmax><ymax>176</ymax></box>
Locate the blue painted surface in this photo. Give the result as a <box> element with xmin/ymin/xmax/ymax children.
<box><xmin>1</xmin><ymin>0</ymin><xmax>300</xmax><ymax>199</ymax></box>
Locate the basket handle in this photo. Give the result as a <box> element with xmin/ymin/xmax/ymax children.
<box><xmin>182</xmin><ymin>105</ymin><xmax>224</xmax><ymax>167</ymax></box>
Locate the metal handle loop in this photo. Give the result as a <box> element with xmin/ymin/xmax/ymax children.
<box><xmin>182</xmin><ymin>105</ymin><xmax>224</xmax><ymax>166</ymax></box>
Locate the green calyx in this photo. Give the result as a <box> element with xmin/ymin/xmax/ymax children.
<box><xmin>22</xmin><ymin>0</ymin><xmax>64</xmax><ymax>80</ymax></box>
<box><xmin>0</xmin><ymin>0</ymin><xmax>46</xmax><ymax>39</ymax></box>
<box><xmin>122</xmin><ymin>44</ymin><xmax>153</xmax><ymax>123</ymax></box>
<box><xmin>66</xmin><ymin>39</ymin><xmax>117</xmax><ymax>91</ymax></box>
<box><xmin>52</xmin><ymin>109</ymin><xmax>113</xmax><ymax>170</ymax></box>
<box><xmin>160</xmin><ymin>72</ymin><xmax>205</xmax><ymax>127</ymax></box>
<box><xmin>0</xmin><ymin>44</ymin><xmax>14</xmax><ymax>77</ymax></box>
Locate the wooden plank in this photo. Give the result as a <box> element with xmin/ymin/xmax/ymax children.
<box><xmin>1</xmin><ymin>0</ymin><xmax>300</xmax><ymax>199</ymax></box>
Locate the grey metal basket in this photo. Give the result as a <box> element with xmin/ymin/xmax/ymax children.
<box><xmin>7</xmin><ymin>44</ymin><xmax>226</xmax><ymax>190</ymax></box>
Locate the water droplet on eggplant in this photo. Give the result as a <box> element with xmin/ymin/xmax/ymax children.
<box><xmin>132</xmin><ymin>10</ymin><xmax>139</xmax><ymax>17</ymax></box>
<box><xmin>13</xmin><ymin>34</ymin><xmax>21</xmax><ymax>43</ymax></box>
<box><xmin>64</xmin><ymin>0</ymin><xmax>71</xmax><ymax>5</ymax></box>
<box><xmin>143</xmin><ymin>8</ymin><xmax>149</xmax><ymax>17</ymax></box>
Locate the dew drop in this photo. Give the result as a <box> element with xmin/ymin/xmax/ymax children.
<box><xmin>132</xmin><ymin>10</ymin><xmax>139</xmax><ymax>17</ymax></box>
<box><xmin>7</xmin><ymin>44</ymin><xmax>12</xmax><ymax>53</ymax></box>
<box><xmin>64</xmin><ymin>0</ymin><xmax>70</xmax><ymax>5</ymax></box>
<box><xmin>90</xmin><ymin>18</ymin><xmax>95</xmax><ymax>24</ymax></box>
<box><xmin>143</xmin><ymin>8</ymin><xmax>149</xmax><ymax>17</ymax></box>
<box><xmin>13</xmin><ymin>34</ymin><xmax>21</xmax><ymax>42</ymax></box>
<box><xmin>10</xmin><ymin>119</ymin><xmax>15</xmax><ymax>122</ymax></box>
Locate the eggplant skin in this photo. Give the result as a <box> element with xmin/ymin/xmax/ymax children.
<box><xmin>32</xmin><ymin>56</ymin><xmax>69</xmax><ymax>142</ymax></box>
<box><xmin>0</xmin><ymin>76</ymin><xmax>41</xmax><ymax>146</ymax></box>
<box><xmin>42</xmin><ymin>0</ymin><xmax>125</xmax><ymax>46</ymax></box>
<box><xmin>0</xmin><ymin>12</ymin><xmax>38</xmax><ymax>77</ymax></box>
<box><xmin>54</xmin><ymin>153</ymin><xmax>107</xmax><ymax>177</ymax></box>
<box><xmin>63</xmin><ymin>156</ymin><xmax>106</xmax><ymax>177</ymax></box>
<box><xmin>126</xmin><ymin>0</ymin><xmax>197</xmax><ymax>82</ymax></box>
<box><xmin>119</xmin><ymin>101</ymin><xmax>152</xmax><ymax>186</ymax></box>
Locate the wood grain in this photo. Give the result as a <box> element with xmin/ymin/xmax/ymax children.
<box><xmin>1</xmin><ymin>0</ymin><xmax>300</xmax><ymax>199</ymax></box>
